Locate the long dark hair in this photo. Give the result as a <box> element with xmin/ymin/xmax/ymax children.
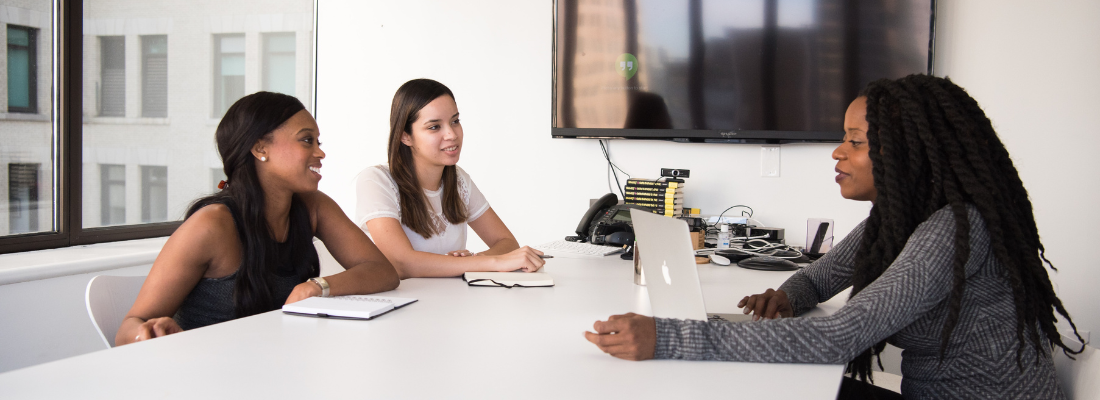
<box><xmin>387</xmin><ymin>78</ymin><xmax>467</xmax><ymax>238</ymax></box>
<box><xmin>186</xmin><ymin>91</ymin><xmax>319</xmax><ymax>318</ymax></box>
<box><xmin>845</xmin><ymin>75</ymin><xmax>1083</xmax><ymax>383</ymax></box>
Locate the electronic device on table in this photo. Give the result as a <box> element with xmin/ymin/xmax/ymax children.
<box><xmin>536</xmin><ymin>240</ymin><xmax>624</xmax><ymax>257</ymax></box>
<box><xmin>551</xmin><ymin>0</ymin><xmax>933</xmax><ymax>144</ymax></box>
<box><xmin>569</xmin><ymin>193</ymin><xmax>649</xmax><ymax>247</ymax></box>
<box><xmin>630</xmin><ymin>208</ymin><xmax>750</xmax><ymax>323</ymax></box>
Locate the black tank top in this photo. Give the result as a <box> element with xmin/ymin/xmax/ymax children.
<box><xmin>173</xmin><ymin>197</ymin><xmax>318</xmax><ymax>330</ymax></box>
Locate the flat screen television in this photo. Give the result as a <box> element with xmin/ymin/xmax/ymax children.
<box><xmin>552</xmin><ymin>0</ymin><xmax>935</xmax><ymax>143</ymax></box>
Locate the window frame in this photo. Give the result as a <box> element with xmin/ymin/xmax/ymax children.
<box><xmin>0</xmin><ymin>0</ymin><xmax>318</xmax><ymax>255</ymax></box>
<box><xmin>140</xmin><ymin>34</ymin><xmax>167</xmax><ymax>118</ymax></box>
<box><xmin>212</xmin><ymin>33</ymin><xmax>246</xmax><ymax>118</ymax></box>
<box><xmin>99</xmin><ymin>163</ymin><xmax>126</xmax><ymax>225</ymax></box>
<box><xmin>7</xmin><ymin>163</ymin><xmax>41</xmax><ymax>234</ymax></box>
<box><xmin>262</xmin><ymin>32</ymin><xmax>296</xmax><ymax>95</ymax></box>
<box><xmin>97</xmin><ymin>35</ymin><xmax>125</xmax><ymax>117</ymax></box>
<box><xmin>6</xmin><ymin>24</ymin><xmax>39</xmax><ymax>114</ymax></box>
<box><xmin>140</xmin><ymin>165</ymin><xmax>168</xmax><ymax>223</ymax></box>
<box><xmin>0</xmin><ymin>1</ymin><xmax>180</xmax><ymax>255</ymax></box>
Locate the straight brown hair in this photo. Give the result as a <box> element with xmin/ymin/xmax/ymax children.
<box><xmin>387</xmin><ymin>79</ymin><xmax>467</xmax><ymax>238</ymax></box>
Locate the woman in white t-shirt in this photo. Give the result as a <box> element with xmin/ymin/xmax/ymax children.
<box><xmin>355</xmin><ymin>79</ymin><xmax>545</xmax><ymax>278</ymax></box>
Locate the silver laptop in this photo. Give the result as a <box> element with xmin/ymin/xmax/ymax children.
<box><xmin>630</xmin><ymin>209</ymin><xmax>751</xmax><ymax>323</ymax></box>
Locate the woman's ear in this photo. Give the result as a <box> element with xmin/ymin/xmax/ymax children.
<box><xmin>401</xmin><ymin>131</ymin><xmax>413</xmax><ymax>147</ymax></box>
<box><xmin>251</xmin><ymin>139</ymin><xmax>268</xmax><ymax>161</ymax></box>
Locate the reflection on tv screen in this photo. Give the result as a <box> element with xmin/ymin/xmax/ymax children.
<box><xmin>554</xmin><ymin>0</ymin><xmax>932</xmax><ymax>134</ymax></box>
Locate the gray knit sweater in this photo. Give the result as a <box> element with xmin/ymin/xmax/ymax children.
<box><xmin>653</xmin><ymin>205</ymin><xmax>1065</xmax><ymax>399</ymax></box>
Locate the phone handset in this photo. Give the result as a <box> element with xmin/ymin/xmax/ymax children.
<box><xmin>570</xmin><ymin>193</ymin><xmax>618</xmax><ymax>242</ymax></box>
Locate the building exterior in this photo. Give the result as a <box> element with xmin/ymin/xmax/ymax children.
<box><xmin>1</xmin><ymin>0</ymin><xmax>53</xmax><ymax>236</ymax></box>
<box><xmin>0</xmin><ymin>0</ymin><xmax>314</xmax><ymax>236</ymax></box>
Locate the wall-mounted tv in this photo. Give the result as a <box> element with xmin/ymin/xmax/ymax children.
<box><xmin>552</xmin><ymin>0</ymin><xmax>935</xmax><ymax>143</ymax></box>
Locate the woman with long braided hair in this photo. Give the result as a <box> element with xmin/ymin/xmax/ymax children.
<box><xmin>584</xmin><ymin>75</ymin><xmax>1083</xmax><ymax>399</ymax></box>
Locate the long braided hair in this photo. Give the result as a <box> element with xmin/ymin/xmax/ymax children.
<box><xmin>845</xmin><ymin>74</ymin><xmax>1083</xmax><ymax>383</ymax></box>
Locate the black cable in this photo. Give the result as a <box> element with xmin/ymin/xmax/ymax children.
<box><xmin>713</xmin><ymin>205</ymin><xmax>753</xmax><ymax>227</ymax></box>
<box><xmin>599</xmin><ymin>140</ymin><xmax>629</xmax><ymax>198</ymax></box>
<box><xmin>601</xmin><ymin>140</ymin><xmax>630</xmax><ymax>178</ymax></box>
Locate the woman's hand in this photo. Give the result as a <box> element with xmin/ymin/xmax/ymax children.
<box><xmin>738</xmin><ymin>288</ymin><xmax>793</xmax><ymax>321</ymax></box>
<box><xmin>491</xmin><ymin>246</ymin><xmax>545</xmax><ymax>272</ymax></box>
<box><xmin>133</xmin><ymin>317</ymin><xmax>183</xmax><ymax>343</ymax></box>
<box><xmin>584</xmin><ymin>313</ymin><xmax>656</xmax><ymax>361</ymax></box>
<box><xmin>285</xmin><ymin>280</ymin><xmax>323</xmax><ymax>304</ymax></box>
<box><xmin>446</xmin><ymin>250</ymin><xmax>476</xmax><ymax>257</ymax></box>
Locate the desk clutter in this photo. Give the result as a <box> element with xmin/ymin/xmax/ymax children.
<box><xmin>623</xmin><ymin>178</ymin><xmax>689</xmax><ymax>217</ymax></box>
<box><xmin>536</xmin><ymin>240</ymin><xmax>624</xmax><ymax>256</ymax></box>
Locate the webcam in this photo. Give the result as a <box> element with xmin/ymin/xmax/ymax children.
<box><xmin>660</xmin><ymin>168</ymin><xmax>690</xmax><ymax>178</ymax></box>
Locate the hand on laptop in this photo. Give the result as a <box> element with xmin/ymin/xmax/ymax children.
<box><xmin>584</xmin><ymin>313</ymin><xmax>656</xmax><ymax>361</ymax></box>
<box><xmin>738</xmin><ymin>289</ymin><xmax>793</xmax><ymax>321</ymax></box>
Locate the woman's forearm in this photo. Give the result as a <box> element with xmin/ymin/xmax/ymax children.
<box><xmin>389</xmin><ymin>251</ymin><xmax>509</xmax><ymax>278</ymax></box>
<box><xmin>115</xmin><ymin>316</ymin><xmax>146</xmax><ymax>346</ymax></box>
<box><xmin>476</xmin><ymin>237</ymin><xmax>519</xmax><ymax>256</ymax></box>
<box><xmin>327</xmin><ymin>259</ymin><xmax>400</xmax><ymax>295</ymax></box>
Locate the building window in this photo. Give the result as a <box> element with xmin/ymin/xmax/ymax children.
<box><xmin>213</xmin><ymin>34</ymin><xmax>245</xmax><ymax>117</ymax></box>
<box><xmin>100</xmin><ymin>164</ymin><xmax>126</xmax><ymax>225</ymax></box>
<box><xmin>7</xmin><ymin>25</ymin><xmax>38</xmax><ymax>114</ymax></box>
<box><xmin>99</xmin><ymin>36</ymin><xmax>125</xmax><ymax>117</ymax></box>
<box><xmin>263</xmin><ymin>33</ymin><xmax>295</xmax><ymax>96</ymax></box>
<box><xmin>141</xmin><ymin>35</ymin><xmax>168</xmax><ymax>118</ymax></box>
<box><xmin>8</xmin><ymin>163</ymin><xmax>40</xmax><ymax>234</ymax></box>
<box><xmin>2</xmin><ymin>0</ymin><xmax>319</xmax><ymax>253</ymax></box>
<box><xmin>141</xmin><ymin>166</ymin><xmax>168</xmax><ymax>223</ymax></box>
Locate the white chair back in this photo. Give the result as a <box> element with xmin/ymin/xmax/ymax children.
<box><xmin>85</xmin><ymin>275</ymin><xmax>146</xmax><ymax>349</ymax></box>
<box><xmin>1055</xmin><ymin>336</ymin><xmax>1100</xmax><ymax>400</ymax></box>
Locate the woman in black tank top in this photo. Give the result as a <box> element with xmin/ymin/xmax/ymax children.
<box><xmin>115</xmin><ymin>92</ymin><xmax>400</xmax><ymax>345</ymax></box>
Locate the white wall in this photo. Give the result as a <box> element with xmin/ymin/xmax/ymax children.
<box><xmin>316</xmin><ymin>0</ymin><xmax>1100</xmax><ymax>371</ymax></box>
<box><xmin>315</xmin><ymin>0</ymin><xmax>870</xmax><ymax>254</ymax></box>
<box><xmin>0</xmin><ymin>265</ymin><xmax>151</xmax><ymax>373</ymax></box>
<box><xmin>933</xmin><ymin>0</ymin><xmax>1100</xmax><ymax>338</ymax></box>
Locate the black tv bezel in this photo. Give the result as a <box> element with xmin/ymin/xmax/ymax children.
<box><xmin>550</xmin><ymin>0</ymin><xmax>938</xmax><ymax>144</ymax></box>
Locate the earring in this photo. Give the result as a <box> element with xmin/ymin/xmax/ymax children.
<box><xmin>260</xmin><ymin>156</ymin><xmax>267</xmax><ymax>162</ymax></box>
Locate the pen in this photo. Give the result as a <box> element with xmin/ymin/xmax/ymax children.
<box><xmin>539</xmin><ymin>255</ymin><xmax>554</xmax><ymax>259</ymax></box>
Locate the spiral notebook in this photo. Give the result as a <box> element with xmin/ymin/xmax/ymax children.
<box><xmin>282</xmin><ymin>295</ymin><xmax>417</xmax><ymax>320</ymax></box>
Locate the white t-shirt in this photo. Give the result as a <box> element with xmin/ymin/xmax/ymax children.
<box><xmin>355</xmin><ymin>164</ymin><xmax>490</xmax><ymax>255</ymax></box>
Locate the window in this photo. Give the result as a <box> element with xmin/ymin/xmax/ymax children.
<box><xmin>263</xmin><ymin>33</ymin><xmax>296</xmax><ymax>96</ymax></box>
<box><xmin>7</xmin><ymin>25</ymin><xmax>38</xmax><ymax>114</ymax></box>
<box><xmin>141</xmin><ymin>166</ymin><xmax>167</xmax><ymax>223</ymax></box>
<box><xmin>8</xmin><ymin>164</ymin><xmax>40</xmax><ymax>234</ymax></box>
<box><xmin>1</xmin><ymin>0</ymin><xmax>315</xmax><ymax>254</ymax></box>
<box><xmin>100</xmin><ymin>164</ymin><xmax>126</xmax><ymax>226</ymax></box>
<box><xmin>99</xmin><ymin>36</ymin><xmax>125</xmax><ymax>117</ymax></box>
<box><xmin>1</xmin><ymin>1</ymin><xmax>54</xmax><ymax>242</ymax></box>
<box><xmin>214</xmin><ymin>34</ymin><xmax>245</xmax><ymax>117</ymax></box>
<box><xmin>141</xmin><ymin>35</ymin><xmax>168</xmax><ymax>118</ymax></box>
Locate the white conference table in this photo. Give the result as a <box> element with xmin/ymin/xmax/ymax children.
<box><xmin>0</xmin><ymin>253</ymin><xmax>847</xmax><ymax>399</ymax></box>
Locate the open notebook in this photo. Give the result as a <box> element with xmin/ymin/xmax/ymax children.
<box><xmin>282</xmin><ymin>295</ymin><xmax>417</xmax><ymax>320</ymax></box>
<box><xmin>463</xmin><ymin>272</ymin><xmax>554</xmax><ymax>288</ymax></box>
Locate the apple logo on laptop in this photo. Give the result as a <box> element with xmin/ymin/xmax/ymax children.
<box><xmin>661</xmin><ymin>260</ymin><xmax>672</xmax><ymax>285</ymax></box>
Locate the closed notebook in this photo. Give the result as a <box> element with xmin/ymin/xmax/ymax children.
<box><xmin>282</xmin><ymin>295</ymin><xmax>417</xmax><ymax>320</ymax></box>
<box><xmin>463</xmin><ymin>272</ymin><xmax>554</xmax><ymax>288</ymax></box>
